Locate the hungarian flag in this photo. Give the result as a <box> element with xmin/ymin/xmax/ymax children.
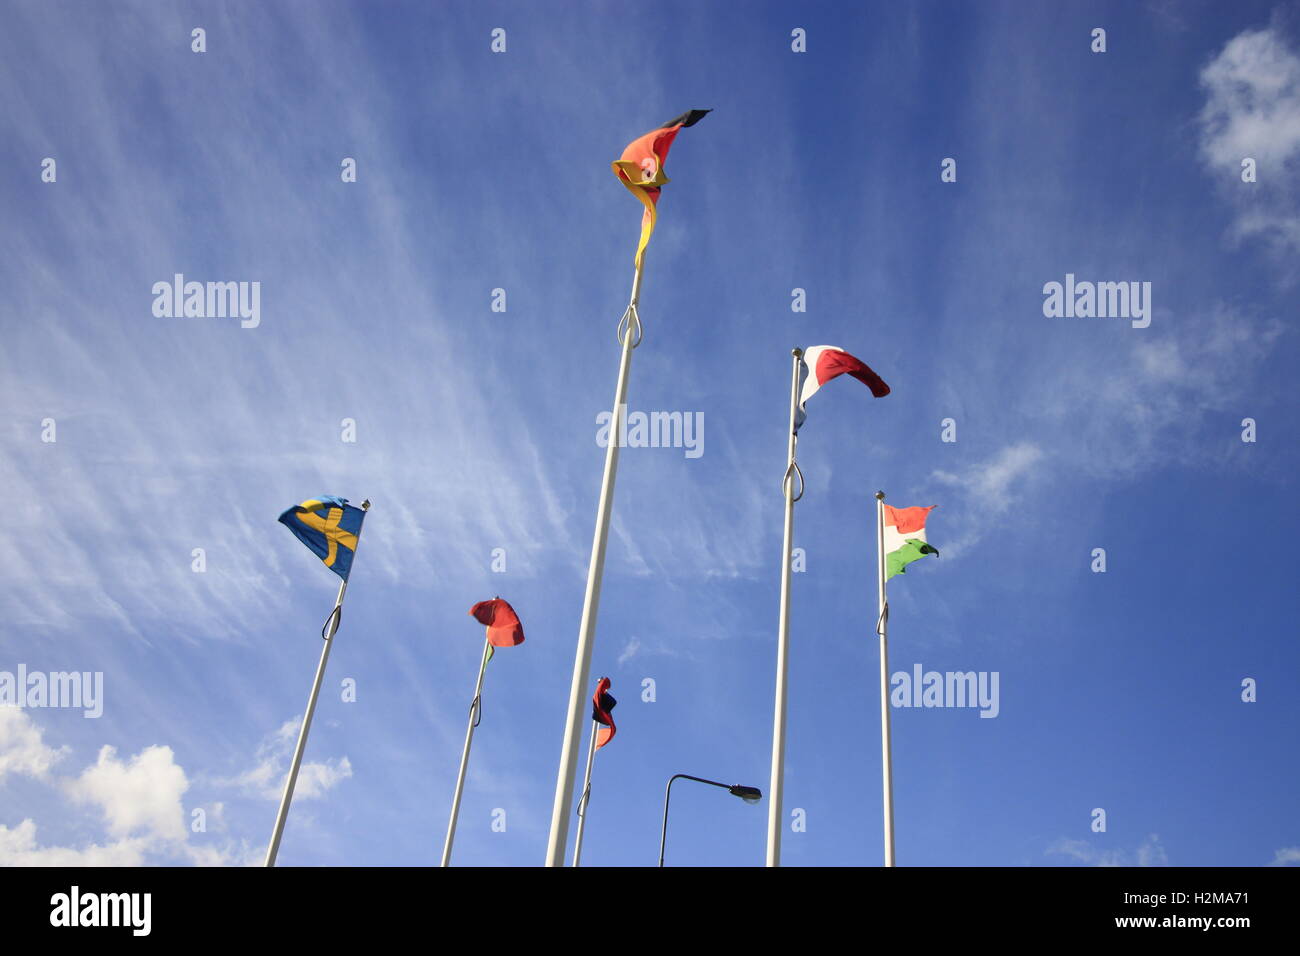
<box><xmin>612</xmin><ymin>109</ymin><xmax>710</xmax><ymax>268</ymax></box>
<box><xmin>884</xmin><ymin>505</ymin><xmax>939</xmax><ymax>580</ymax></box>
<box><xmin>795</xmin><ymin>346</ymin><xmax>890</xmax><ymax>433</ymax></box>
<box><xmin>591</xmin><ymin>677</ymin><xmax>617</xmax><ymax>749</ymax></box>
<box><xmin>469</xmin><ymin>598</ymin><xmax>525</xmax><ymax>662</ymax></box>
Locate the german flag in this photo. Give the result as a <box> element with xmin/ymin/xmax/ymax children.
<box><xmin>591</xmin><ymin>677</ymin><xmax>617</xmax><ymax>749</ymax></box>
<box><xmin>612</xmin><ymin>109</ymin><xmax>709</xmax><ymax>269</ymax></box>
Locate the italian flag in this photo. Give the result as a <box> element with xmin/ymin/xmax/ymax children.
<box><xmin>884</xmin><ymin>504</ymin><xmax>938</xmax><ymax>580</ymax></box>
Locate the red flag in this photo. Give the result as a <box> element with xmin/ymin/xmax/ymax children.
<box><xmin>468</xmin><ymin>597</ymin><xmax>525</xmax><ymax>648</ymax></box>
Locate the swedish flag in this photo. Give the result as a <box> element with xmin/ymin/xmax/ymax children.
<box><xmin>278</xmin><ymin>496</ymin><xmax>366</xmax><ymax>581</ymax></box>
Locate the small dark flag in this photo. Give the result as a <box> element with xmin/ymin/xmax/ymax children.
<box><xmin>592</xmin><ymin>677</ymin><xmax>617</xmax><ymax>749</ymax></box>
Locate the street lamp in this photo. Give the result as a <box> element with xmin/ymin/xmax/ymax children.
<box><xmin>658</xmin><ymin>773</ymin><xmax>763</xmax><ymax>866</ymax></box>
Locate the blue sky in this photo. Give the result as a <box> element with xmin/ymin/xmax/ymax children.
<box><xmin>1</xmin><ymin>0</ymin><xmax>1297</xmax><ymax>867</ymax></box>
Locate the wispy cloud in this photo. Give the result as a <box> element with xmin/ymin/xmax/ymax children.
<box><xmin>616</xmin><ymin>637</ymin><xmax>642</xmax><ymax>667</ymax></box>
<box><xmin>219</xmin><ymin>716</ymin><xmax>352</xmax><ymax>801</ymax></box>
<box><xmin>1048</xmin><ymin>833</ymin><xmax>1168</xmax><ymax>867</ymax></box>
<box><xmin>1198</xmin><ymin>24</ymin><xmax>1300</xmax><ymax>261</ymax></box>
<box><xmin>932</xmin><ymin>442</ymin><xmax>1043</xmax><ymax>557</ymax></box>
<box><xmin>1270</xmin><ymin>845</ymin><xmax>1300</xmax><ymax>866</ymax></box>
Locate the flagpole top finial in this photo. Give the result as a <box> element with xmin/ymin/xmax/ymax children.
<box><xmin>875</xmin><ymin>491</ymin><xmax>885</xmax><ymax>500</ymax></box>
<box><xmin>792</xmin><ymin>347</ymin><xmax>802</xmax><ymax>358</ymax></box>
<box><xmin>361</xmin><ymin>499</ymin><xmax>371</xmax><ymax>511</ymax></box>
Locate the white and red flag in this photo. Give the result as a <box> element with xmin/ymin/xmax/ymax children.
<box><xmin>794</xmin><ymin>345</ymin><xmax>890</xmax><ymax>432</ymax></box>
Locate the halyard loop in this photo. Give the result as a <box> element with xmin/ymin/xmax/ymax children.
<box><xmin>782</xmin><ymin>460</ymin><xmax>804</xmax><ymax>503</ymax></box>
<box><xmin>616</xmin><ymin>304</ymin><xmax>643</xmax><ymax>349</ymax></box>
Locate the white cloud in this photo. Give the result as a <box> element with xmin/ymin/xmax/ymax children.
<box><xmin>931</xmin><ymin>442</ymin><xmax>1043</xmax><ymax>557</ymax></box>
<box><xmin>617</xmin><ymin>637</ymin><xmax>642</xmax><ymax>667</ymax></box>
<box><xmin>0</xmin><ymin>816</ymin><xmax>256</xmax><ymax>868</ymax></box>
<box><xmin>0</xmin><ymin>707</ymin><xmax>68</xmax><ymax>781</ymax></box>
<box><xmin>1136</xmin><ymin>833</ymin><xmax>1170</xmax><ymax>867</ymax></box>
<box><xmin>612</xmin><ymin>635</ymin><xmax>696</xmax><ymax>666</ymax></box>
<box><xmin>1270</xmin><ymin>846</ymin><xmax>1300</xmax><ymax>865</ymax></box>
<box><xmin>65</xmin><ymin>744</ymin><xmax>190</xmax><ymax>842</ymax></box>
<box><xmin>934</xmin><ymin>442</ymin><xmax>1044</xmax><ymax>512</ymax></box>
<box><xmin>294</xmin><ymin>757</ymin><xmax>354</xmax><ymax>800</ymax></box>
<box><xmin>223</xmin><ymin>716</ymin><xmax>352</xmax><ymax>801</ymax></box>
<box><xmin>1198</xmin><ymin>26</ymin><xmax>1300</xmax><ymax>255</ymax></box>
<box><xmin>0</xmin><ymin>819</ymin><xmax>149</xmax><ymax>867</ymax></box>
<box><xmin>1055</xmin><ymin>305</ymin><xmax>1282</xmax><ymax>476</ymax></box>
<box><xmin>1049</xmin><ymin>833</ymin><xmax>1168</xmax><ymax>867</ymax></box>
<box><xmin>0</xmin><ymin>711</ymin><xmax>254</xmax><ymax>866</ymax></box>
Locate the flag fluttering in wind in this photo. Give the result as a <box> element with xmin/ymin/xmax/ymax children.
<box><xmin>470</xmin><ymin>598</ymin><xmax>525</xmax><ymax>647</ymax></box>
<box><xmin>612</xmin><ymin>108</ymin><xmax>710</xmax><ymax>268</ymax></box>
<box><xmin>550</xmin><ymin>110</ymin><xmax>709</xmax><ymax>868</ymax></box>
<box><xmin>266</xmin><ymin>496</ymin><xmax>370</xmax><ymax>867</ymax></box>
<box><xmin>469</xmin><ymin>597</ymin><xmax>525</xmax><ymax>664</ymax></box>
<box><xmin>794</xmin><ymin>345</ymin><xmax>890</xmax><ymax>433</ymax></box>
<box><xmin>443</xmin><ymin>597</ymin><xmax>526</xmax><ymax>866</ymax></box>
<box><xmin>873</xmin><ymin>494</ymin><xmax>939</xmax><ymax>867</ymax></box>
<box><xmin>591</xmin><ymin>677</ymin><xmax>617</xmax><ymax>749</ymax></box>
<box><xmin>278</xmin><ymin>496</ymin><xmax>366</xmax><ymax>580</ymax></box>
<box><xmin>571</xmin><ymin>675</ymin><xmax>617</xmax><ymax>866</ymax></box>
<box><xmin>767</xmin><ymin>343</ymin><xmax>891</xmax><ymax>867</ymax></box>
<box><xmin>883</xmin><ymin>504</ymin><xmax>939</xmax><ymax>580</ymax></box>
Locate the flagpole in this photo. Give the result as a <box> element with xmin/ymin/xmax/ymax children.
<box><xmin>571</xmin><ymin>718</ymin><xmax>600</xmax><ymax>867</ymax></box>
<box><xmin>265</xmin><ymin>499</ymin><xmax>370</xmax><ymax>868</ymax></box>
<box><xmin>875</xmin><ymin>490</ymin><xmax>896</xmax><ymax>867</ymax></box>
<box><xmin>440</xmin><ymin>634</ymin><xmax>492</xmax><ymax>867</ymax></box>
<box><xmin>545</xmin><ymin>258</ymin><xmax>644</xmax><ymax>866</ymax></box>
<box><xmin>765</xmin><ymin>348</ymin><xmax>803</xmax><ymax>867</ymax></box>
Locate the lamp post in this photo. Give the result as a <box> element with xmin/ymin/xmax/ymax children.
<box><xmin>658</xmin><ymin>773</ymin><xmax>763</xmax><ymax>867</ymax></box>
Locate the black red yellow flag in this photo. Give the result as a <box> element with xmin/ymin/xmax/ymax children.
<box><xmin>612</xmin><ymin>109</ymin><xmax>709</xmax><ymax>268</ymax></box>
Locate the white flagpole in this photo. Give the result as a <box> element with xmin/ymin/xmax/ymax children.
<box><xmin>440</xmin><ymin>635</ymin><xmax>492</xmax><ymax>867</ymax></box>
<box><xmin>265</xmin><ymin>498</ymin><xmax>370</xmax><ymax>868</ymax></box>
<box><xmin>875</xmin><ymin>491</ymin><xmax>896</xmax><ymax>867</ymax></box>
<box><xmin>545</xmin><ymin>260</ymin><xmax>644</xmax><ymax>866</ymax></box>
<box><xmin>765</xmin><ymin>348</ymin><xmax>803</xmax><ymax>867</ymax></box>
<box><xmin>571</xmin><ymin>718</ymin><xmax>600</xmax><ymax>867</ymax></box>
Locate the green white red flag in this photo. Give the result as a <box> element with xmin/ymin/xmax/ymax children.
<box><xmin>883</xmin><ymin>505</ymin><xmax>939</xmax><ymax>580</ymax></box>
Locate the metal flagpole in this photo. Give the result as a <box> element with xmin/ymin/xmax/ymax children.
<box><xmin>545</xmin><ymin>259</ymin><xmax>644</xmax><ymax>866</ymax></box>
<box><xmin>440</xmin><ymin>635</ymin><xmax>492</xmax><ymax>867</ymax></box>
<box><xmin>571</xmin><ymin>718</ymin><xmax>600</xmax><ymax>867</ymax></box>
<box><xmin>265</xmin><ymin>499</ymin><xmax>370</xmax><ymax>868</ymax></box>
<box><xmin>875</xmin><ymin>490</ymin><xmax>896</xmax><ymax>867</ymax></box>
<box><xmin>765</xmin><ymin>348</ymin><xmax>803</xmax><ymax>867</ymax></box>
